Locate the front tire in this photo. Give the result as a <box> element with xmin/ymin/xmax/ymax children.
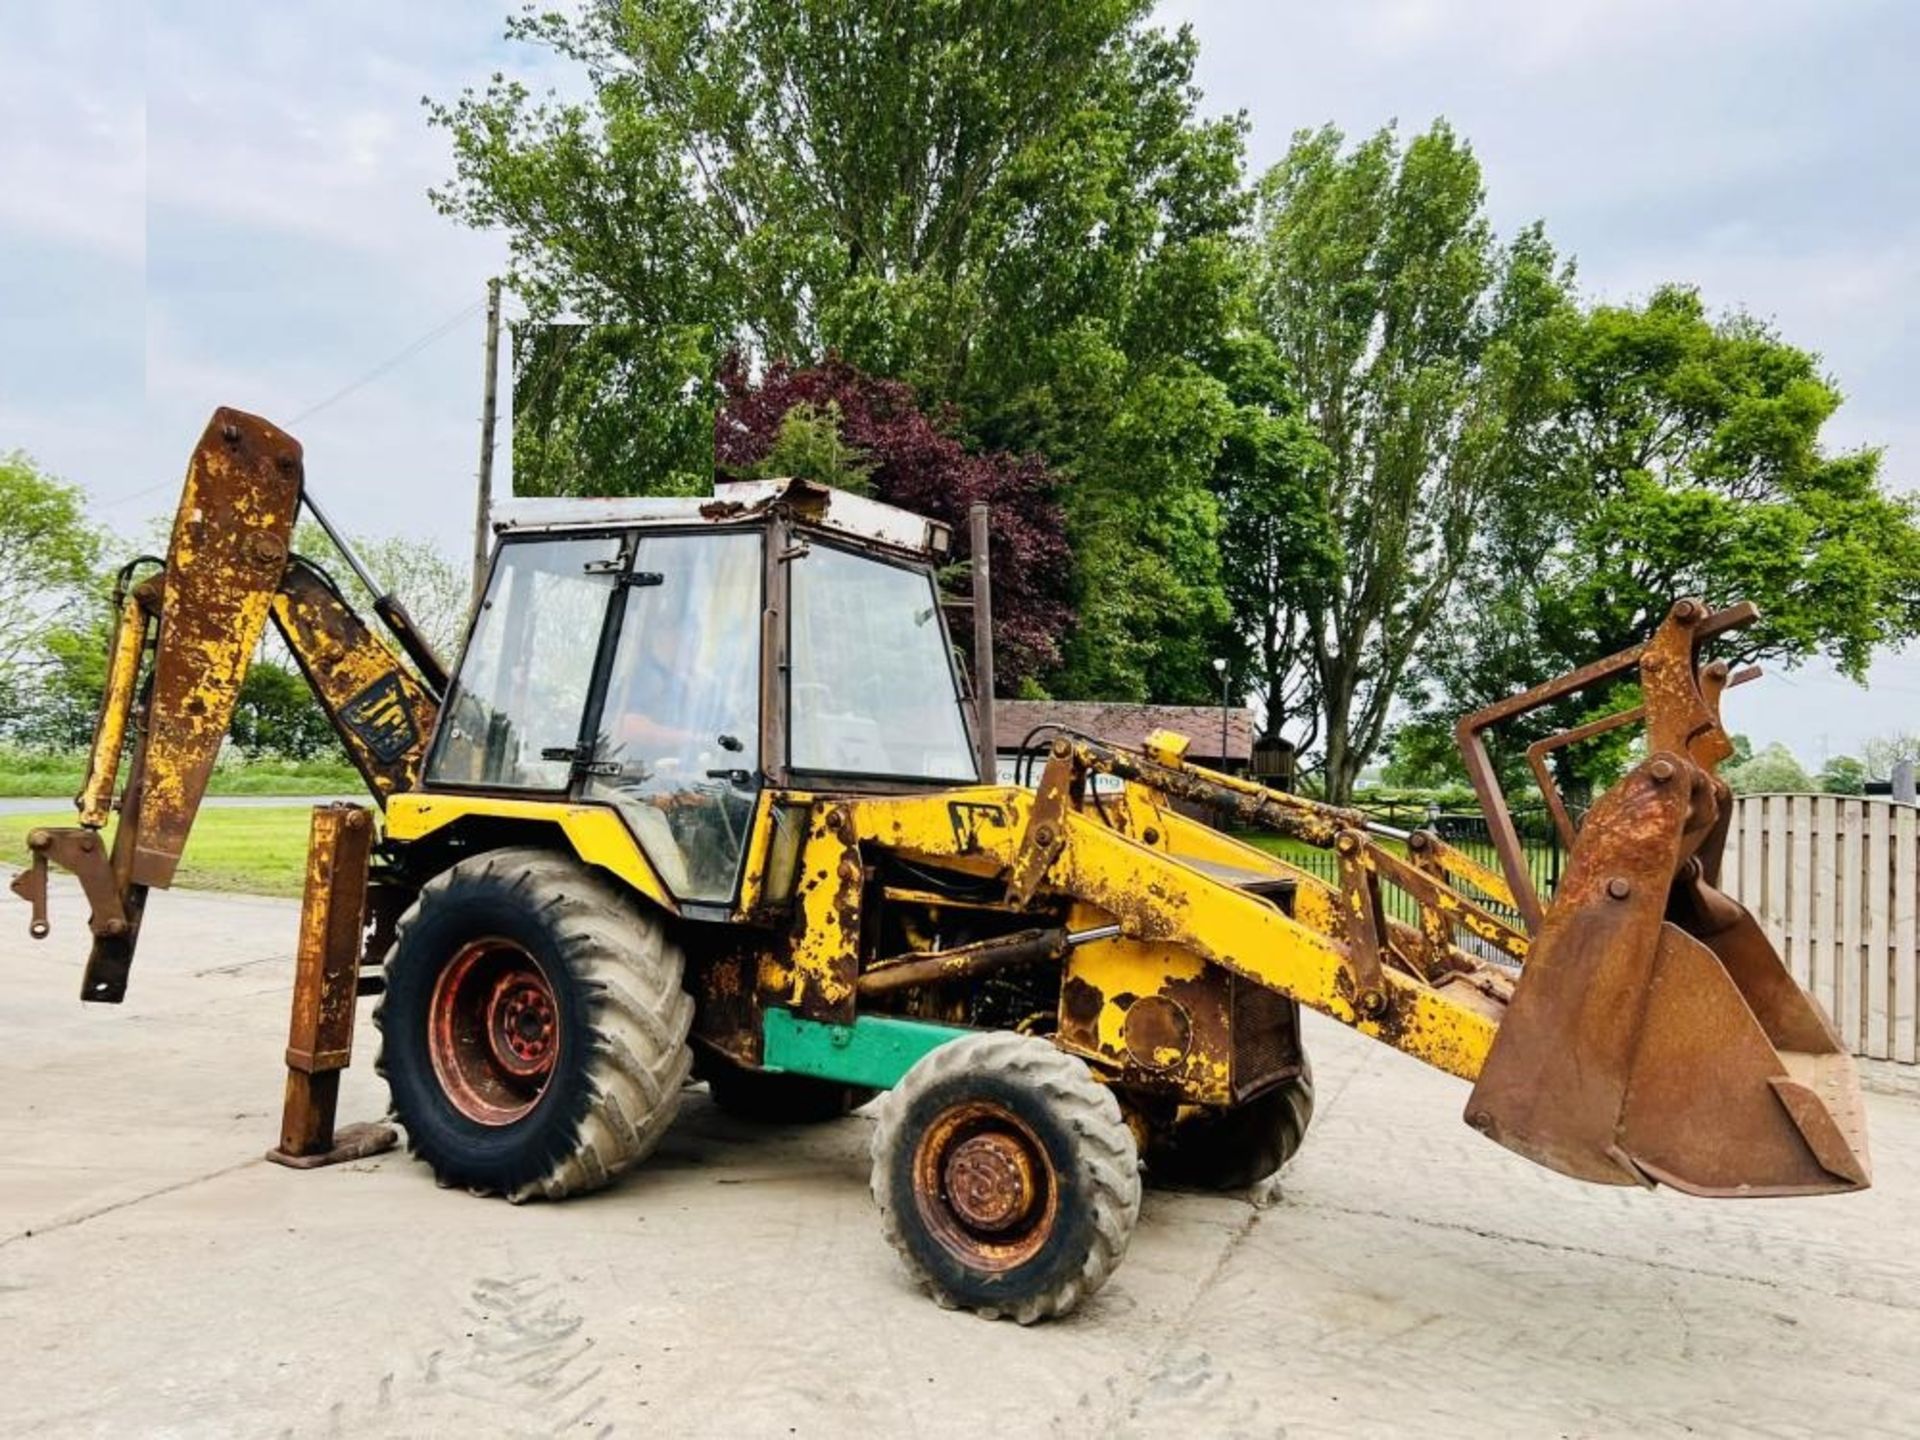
<box><xmin>375</xmin><ymin>847</ymin><xmax>693</xmax><ymax>1202</ymax></box>
<box><xmin>871</xmin><ymin>1032</ymin><xmax>1140</xmax><ymax>1323</ymax></box>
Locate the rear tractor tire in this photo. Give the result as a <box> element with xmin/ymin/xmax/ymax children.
<box><xmin>870</xmin><ymin>1032</ymin><xmax>1141</xmax><ymax>1324</ymax></box>
<box><xmin>375</xmin><ymin>847</ymin><xmax>694</xmax><ymax>1202</ymax></box>
<box><xmin>701</xmin><ymin>1053</ymin><xmax>873</xmax><ymax>1125</ymax></box>
<box><xmin>1145</xmin><ymin>1056</ymin><xmax>1314</xmax><ymax>1192</ymax></box>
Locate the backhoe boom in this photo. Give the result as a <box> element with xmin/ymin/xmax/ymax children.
<box><xmin>8</xmin><ymin>408</ymin><xmax>442</xmax><ymax>1001</ymax></box>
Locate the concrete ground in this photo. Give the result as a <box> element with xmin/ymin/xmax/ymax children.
<box><xmin>4</xmin><ymin>880</ymin><xmax>1917</xmax><ymax>1439</ymax></box>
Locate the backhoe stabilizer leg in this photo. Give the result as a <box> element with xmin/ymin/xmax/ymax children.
<box><xmin>266</xmin><ymin>804</ymin><xmax>397</xmax><ymax>1169</ymax></box>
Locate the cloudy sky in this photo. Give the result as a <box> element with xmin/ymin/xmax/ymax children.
<box><xmin>3</xmin><ymin>1</ymin><xmax>1915</xmax><ymax>758</ymax></box>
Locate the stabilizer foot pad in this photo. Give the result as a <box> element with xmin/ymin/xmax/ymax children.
<box><xmin>266</xmin><ymin>1121</ymin><xmax>399</xmax><ymax>1170</ymax></box>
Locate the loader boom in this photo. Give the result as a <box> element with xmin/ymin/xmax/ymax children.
<box><xmin>987</xmin><ymin>597</ymin><xmax>1870</xmax><ymax>1196</ymax></box>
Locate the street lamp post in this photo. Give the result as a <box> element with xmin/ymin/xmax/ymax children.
<box><xmin>1212</xmin><ymin>657</ymin><xmax>1229</xmax><ymax>772</ymax></box>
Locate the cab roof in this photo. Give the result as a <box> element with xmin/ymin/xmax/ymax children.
<box><xmin>490</xmin><ymin>476</ymin><xmax>952</xmax><ymax>561</ymax></box>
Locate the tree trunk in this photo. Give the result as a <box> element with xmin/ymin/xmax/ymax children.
<box><xmin>1321</xmin><ymin>680</ymin><xmax>1357</xmax><ymax>805</ymax></box>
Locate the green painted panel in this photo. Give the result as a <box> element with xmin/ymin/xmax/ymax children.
<box><xmin>761</xmin><ymin>1009</ymin><xmax>970</xmax><ymax>1090</ymax></box>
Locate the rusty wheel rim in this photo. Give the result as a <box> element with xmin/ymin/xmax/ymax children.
<box><xmin>428</xmin><ymin>939</ymin><xmax>560</xmax><ymax>1126</ymax></box>
<box><xmin>911</xmin><ymin>1100</ymin><xmax>1059</xmax><ymax>1273</ymax></box>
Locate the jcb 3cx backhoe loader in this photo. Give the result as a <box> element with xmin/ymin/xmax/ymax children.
<box><xmin>13</xmin><ymin>410</ymin><xmax>1870</xmax><ymax>1322</ymax></box>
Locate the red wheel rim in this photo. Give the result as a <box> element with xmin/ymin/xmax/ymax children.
<box><xmin>428</xmin><ymin>939</ymin><xmax>560</xmax><ymax>1125</ymax></box>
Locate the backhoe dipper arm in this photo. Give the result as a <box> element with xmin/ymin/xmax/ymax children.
<box><xmin>10</xmin><ymin>407</ymin><xmax>443</xmax><ymax>1001</ymax></box>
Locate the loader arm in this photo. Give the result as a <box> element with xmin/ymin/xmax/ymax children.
<box><xmin>810</xmin><ymin>597</ymin><xmax>1866</xmax><ymax>1199</ymax></box>
<box><xmin>1012</xmin><ymin>600</ymin><xmax>1866</xmax><ymax>1198</ymax></box>
<box><xmin>9</xmin><ymin>408</ymin><xmax>443</xmax><ymax>1002</ymax></box>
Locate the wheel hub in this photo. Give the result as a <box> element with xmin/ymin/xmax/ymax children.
<box><xmin>943</xmin><ymin>1132</ymin><xmax>1036</xmax><ymax>1233</ymax></box>
<box><xmin>911</xmin><ymin>1100</ymin><xmax>1060</xmax><ymax>1272</ymax></box>
<box><xmin>428</xmin><ymin>939</ymin><xmax>560</xmax><ymax>1126</ymax></box>
<box><xmin>488</xmin><ymin>974</ymin><xmax>557</xmax><ymax>1076</ymax></box>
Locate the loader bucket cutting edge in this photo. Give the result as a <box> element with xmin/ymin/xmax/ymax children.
<box><xmin>1464</xmin><ymin>750</ymin><xmax>1871</xmax><ymax>1198</ymax></box>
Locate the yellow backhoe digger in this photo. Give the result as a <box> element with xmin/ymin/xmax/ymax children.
<box><xmin>13</xmin><ymin>409</ymin><xmax>1870</xmax><ymax>1322</ymax></box>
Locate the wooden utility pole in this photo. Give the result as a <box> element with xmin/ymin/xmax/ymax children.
<box><xmin>470</xmin><ymin>276</ymin><xmax>503</xmax><ymax>609</ymax></box>
<box><xmin>969</xmin><ymin>503</ymin><xmax>996</xmax><ymax>783</ymax></box>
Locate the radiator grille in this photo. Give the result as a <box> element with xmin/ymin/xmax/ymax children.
<box><xmin>1230</xmin><ymin>977</ymin><xmax>1302</xmax><ymax>1099</ymax></box>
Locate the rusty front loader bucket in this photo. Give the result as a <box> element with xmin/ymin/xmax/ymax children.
<box><xmin>1461</xmin><ymin>601</ymin><xmax>1871</xmax><ymax>1197</ymax></box>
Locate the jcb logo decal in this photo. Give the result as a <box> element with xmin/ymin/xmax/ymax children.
<box><xmin>340</xmin><ymin>673</ymin><xmax>419</xmax><ymax>764</ymax></box>
<box><xmin>947</xmin><ymin>802</ymin><xmax>1007</xmax><ymax>851</ymax></box>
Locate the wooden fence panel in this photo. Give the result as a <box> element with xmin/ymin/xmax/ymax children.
<box><xmin>1789</xmin><ymin>793</ymin><xmax>1814</xmax><ymax>991</ymax></box>
<box><xmin>1765</xmin><ymin>795</ymin><xmax>1789</xmax><ymax>955</ymax></box>
<box><xmin>1827</xmin><ymin>806</ymin><xmax>1858</xmax><ymax>1052</ymax></box>
<box><xmin>1722</xmin><ymin>793</ymin><xmax>1919</xmax><ymax>1064</ymax></box>
<box><xmin>1896</xmin><ymin>805</ymin><xmax>1917</xmax><ymax>1064</ymax></box>
<box><xmin>1868</xmin><ymin>803</ymin><xmax>1892</xmax><ymax>1056</ymax></box>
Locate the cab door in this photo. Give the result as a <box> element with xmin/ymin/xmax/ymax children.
<box><xmin>584</xmin><ymin>530</ymin><xmax>764</xmax><ymax>904</ymax></box>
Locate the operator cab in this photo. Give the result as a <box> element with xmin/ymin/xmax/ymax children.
<box><xmin>424</xmin><ymin>479</ymin><xmax>982</xmax><ymax>908</ymax></box>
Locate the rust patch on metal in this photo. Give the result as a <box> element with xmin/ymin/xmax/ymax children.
<box><xmin>1060</xmin><ymin>976</ymin><xmax>1104</xmax><ymax>1032</ymax></box>
<box><xmin>1122</xmin><ymin>994</ymin><xmax>1193</xmax><ymax>1071</ymax></box>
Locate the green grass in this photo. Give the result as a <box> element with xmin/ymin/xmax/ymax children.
<box><xmin>0</xmin><ymin>747</ymin><xmax>360</xmax><ymax>798</ymax></box>
<box><xmin>1233</xmin><ymin>827</ymin><xmax>1561</xmax><ymax>929</ymax></box>
<box><xmin>0</xmin><ymin>806</ymin><xmax>315</xmax><ymax>897</ymax></box>
<box><xmin>0</xmin><ymin>807</ymin><xmax>1556</xmax><ymax>907</ymax></box>
<box><xmin>1235</xmin><ymin>829</ymin><xmax>1404</xmax><ymax>867</ymax></box>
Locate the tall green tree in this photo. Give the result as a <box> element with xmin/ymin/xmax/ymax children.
<box><xmin>433</xmin><ymin>4</ymin><xmax>1261</xmax><ymax>702</ymax></box>
<box><xmin>1818</xmin><ymin>755</ymin><xmax>1867</xmax><ymax>795</ymax></box>
<box><xmin>926</xmin><ymin>17</ymin><xmax>1260</xmax><ymax>701</ymax></box>
<box><xmin>1248</xmin><ymin>122</ymin><xmax>1573</xmax><ymax>800</ymax></box>
<box><xmin>1724</xmin><ymin>741</ymin><xmax>1814</xmax><ymax>795</ymax></box>
<box><xmin>0</xmin><ymin>452</ymin><xmax>102</xmax><ymax>732</ymax></box>
<box><xmin>1528</xmin><ymin>286</ymin><xmax>1919</xmax><ymax>672</ymax></box>
<box><xmin>1212</xmin><ymin>333</ymin><xmax>1336</xmax><ymax>746</ymax></box>
<box><xmin>1401</xmin><ymin>286</ymin><xmax>1920</xmax><ymax>798</ymax></box>
<box><xmin>510</xmin><ymin>323</ymin><xmax>717</xmax><ymax>497</ymax></box>
<box><xmin>432</xmin><ymin>0</ymin><xmax>1160</xmax><ymax>479</ymax></box>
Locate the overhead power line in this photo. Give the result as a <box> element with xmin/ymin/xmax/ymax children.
<box><xmin>289</xmin><ymin>297</ymin><xmax>488</xmax><ymax>426</ymax></box>
<box><xmin>93</xmin><ymin>296</ymin><xmax>492</xmax><ymax>512</ymax></box>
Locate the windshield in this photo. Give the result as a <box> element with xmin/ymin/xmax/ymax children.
<box><xmin>427</xmin><ymin>536</ymin><xmax>619</xmax><ymax>789</ymax></box>
<box><xmin>788</xmin><ymin>543</ymin><xmax>976</xmax><ymax>781</ymax></box>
